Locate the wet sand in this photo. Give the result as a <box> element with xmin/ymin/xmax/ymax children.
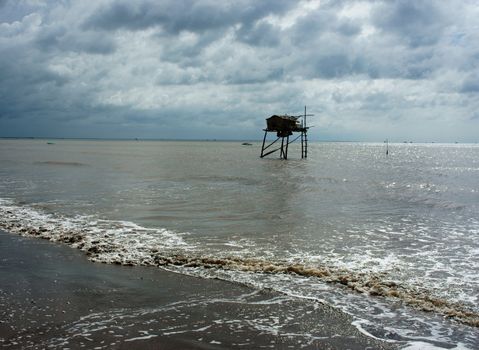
<box><xmin>0</xmin><ymin>230</ymin><xmax>396</xmax><ymax>349</ymax></box>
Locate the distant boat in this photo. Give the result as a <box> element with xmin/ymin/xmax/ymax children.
<box><xmin>47</xmin><ymin>142</ymin><xmax>55</xmax><ymax>145</ymax></box>
<box><xmin>242</xmin><ymin>142</ymin><xmax>253</xmax><ymax>146</ymax></box>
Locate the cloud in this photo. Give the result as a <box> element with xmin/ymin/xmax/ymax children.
<box><xmin>35</xmin><ymin>25</ymin><xmax>116</xmax><ymax>54</ymax></box>
<box><xmin>235</xmin><ymin>21</ymin><xmax>281</xmax><ymax>47</ymax></box>
<box><xmin>372</xmin><ymin>0</ymin><xmax>451</xmax><ymax>47</ymax></box>
<box><xmin>84</xmin><ymin>0</ymin><xmax>294</xmax><ymax>34</ymax></box>
<box><xmin>461</xmin><ymin>73</ymin><xmax>479</xmax><ymax>93</ymax></box>
<box><xmin>0</xmin><ymin>0</ymin><xmax>478</xmax><ymax>141</ymax></box>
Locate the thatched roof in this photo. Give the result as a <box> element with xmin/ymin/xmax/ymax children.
<box><xmin>265</xmin><ymin>114</ymin><xmax>302</xmax><ymax>135</ymax></box>
<box><xmin>267</xmin><ymin>115</ymin><xmax>299</xmax><ymax>121</ymax></box>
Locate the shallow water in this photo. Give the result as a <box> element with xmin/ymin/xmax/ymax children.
<box><xmin>0</xmin><ymin>139</ymin><xmax>478</xmax><ymax>348</ymax></box>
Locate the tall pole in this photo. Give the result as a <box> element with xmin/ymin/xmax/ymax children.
<box><xmin>301</xmin><ymin>130</ymin><xmax>304</xmax><ymax>158</ymax></box>
<box><xmin>304</xmin><ymin>105</ymin><xmax>308</xmax><ymax>159</ymax></box>
<box><xmin>304</xmin><ymin>131</ymin><xmax>308</xmax><ymax>158</ymax></box>
<box><xmin>304</xmin><ymin>105</ymin><xmax>307</xmax><ymax>129</ymax></box>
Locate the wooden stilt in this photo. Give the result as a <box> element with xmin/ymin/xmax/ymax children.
<box><xmin>260</xmin><ymin>130</ymin><xmax>268</xmax><ymax>158</ymax></box>
<box><xmin>285</xmin><ymin>135</ymin><xmax>289</xmax><ymax>159</ymax></box>
<box><xmin>301</xmin><ymin>131</ymin><xmax>304</xmax><ymax>158</ymax></box>
<box><xmin>304</xmin><ymin>131</ymin><xmax>308</xmax><ymax>158</ymax></box>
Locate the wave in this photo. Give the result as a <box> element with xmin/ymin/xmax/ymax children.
<box><xmin>34</xmin><ymin>161</ymin><xmax>87</xmax><ymax>166</ymax></box>
<box><xmin>0</xmin><ymin>198</ymin><xmax>478</xmax><ymax>328</ymax></box>
<box><xmin>381</xmin><ymin>181</ymin><xmax>467</xmax><ymax>211</ymax></box>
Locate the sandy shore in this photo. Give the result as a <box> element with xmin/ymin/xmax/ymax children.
<box><xmin>0</xmin><ymin>230</ymin><xmax>396</xmax><ymax>349</ymax></box>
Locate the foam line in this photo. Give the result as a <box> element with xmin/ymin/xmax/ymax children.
<box><xmin>1</xmin><ymin>199</ymin><xmax>478</xmax><ymax>328</ymax></box>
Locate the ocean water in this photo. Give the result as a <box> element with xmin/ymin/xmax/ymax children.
<box><xmin>0</xmin><ymin>139</ymin><xmax>478</xmax><ymax>348</ymax></box>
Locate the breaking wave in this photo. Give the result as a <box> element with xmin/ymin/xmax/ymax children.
<box><xmin>0</xmin><ymin>198</ymin><xmax>478</xmax><ymax>329</ymax></box>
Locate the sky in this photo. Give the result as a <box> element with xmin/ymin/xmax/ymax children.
<box><xmin>0</xmin><ymin>0</ymin><xmax>478</xmax><ymax>142</ymax></box>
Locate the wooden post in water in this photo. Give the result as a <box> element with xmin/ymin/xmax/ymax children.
<box><xmin>261</xmin><ymin>130</ymin><xmax>268</xmax><ymax>158</ymax></box>
<box><xmin>285</xmin><ymin>135</ymin><xmax>289</xmax><ymax>159</ymax></box>
<box><xmin>301</xmin><ymin>128</ymin><xmax>304</xmax><ymax>158</ymax></box>
<box><xmin>303</xmin><ymin>106</ymin><xmax>308</xmax><ymax>159</ymax></box>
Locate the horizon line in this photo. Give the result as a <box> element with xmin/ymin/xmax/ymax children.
<box><xmin>0</xmin><ymin>136</ymin><xmax>476</xmax><ymax>144</ymax></box>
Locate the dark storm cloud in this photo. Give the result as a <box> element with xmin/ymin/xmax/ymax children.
<box><xmin>84</xmin><ymin>0</ymin><xmax>294</xmax><ymax>34</ymax></box>
<box><xmin>0</xmin><ymin>47</ymin><xmax>67</xmax><ymax>120</ymax></box>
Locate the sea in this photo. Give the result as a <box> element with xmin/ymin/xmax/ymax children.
<box><xmin>0</xmin><ymin>139</ymin><xmax>478</xmax><ymax>348</ymax></box>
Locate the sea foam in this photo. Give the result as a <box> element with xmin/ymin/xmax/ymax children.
<box><xmin>1</xmin><ymin>198</ymin><xmax>478</xmax><ymax>330</ymax></box>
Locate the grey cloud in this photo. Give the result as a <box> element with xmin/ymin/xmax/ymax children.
<box><xmin>74</xmin><ymin>36</ymin><xmax>116</xmax><ymax>55</ymax></box>
<box><xmin>0</xmin><ymin>0</ymin><xmax>28</xmax><ymax>23</ymax></box>
<box><xmin>35</xmin><ymin>25</ymin><xmax>66</xmax><ymax>48</ymax></box>
<box><xmin>224</xmin><ymin>67</ymin><xmax>284</xmax><ymax>85</ymax></box>
<box><xmin>372</xmin><ymin>0</ymin><xmax>450</xmax><ymax>47</ymax></box>
<box><xmin>236</xmin><ymin>22</ymin><xmax>281</xmax><ymax>47</ymax></box>
<box><xmin>0</xmin><ymin>42</ymin><xmax>88</xmax><ymax>124</ymax></box>
<box><xmin>84</xmin><ymin>0</ymin><xmax>294</xmax><ymax>34</ymax></box>
<box><xmin>461</xmin><ymin>74</ymin><xmax>479</xmax><ymax>93</ymax></box>
<box><xmin>292</xmin><ymin>8</ymin><xmax>336</xmax><ymax>43</ymax></box>
<box><xmin>336</xmin><ymin>20</ymin><xmax>361</xmax><ymax>37</ymax></box>
<box><xmin>157</xmin><ymin>30</ymin><xmax>223</xmax><ymax>65</ymax></box>
<box><xmin>83</xmin><ymin>1</ymin><xmax>161</xmax><ymax>31</ymax></box>
<box><xmin>286</xmin><ymin>7</ymin><xmax>370</xmax><ymax>79</ymax></box>
<box><xmin>359</xmin><ymin>92</ymin><xmax>397</xmax><ymax>111</ymax></box>
<box><xmin>291</xmin><ymin>5</ymin><xmax>363</xmax><ymax>45</ymax></box>
<box><xmin>287</xmin><ymin>39</ymin><xmax>369</xmax><ymax>79</ymax></box>
<box><xmin>287</xmin><ymin>1</ymin><xmax>453</xmax><ymax>80</ymax></box>
<box><xmin>0</xmin><ymin>47</ymin><xmax>67</xmax><ymax>92</ymax></box>
<box><xmin>36</xmin><ymin>26</ymin><xmax>116</xmax><ymax>55</ymax></box>
<box><xmin>314</xmin><ymin>54</ymin><xmax>355</xmax><ymax>79</ymax></box>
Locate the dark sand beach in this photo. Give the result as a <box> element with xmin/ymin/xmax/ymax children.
<box><xmin>0</xmin><ymin>230</ymin><xmax>395</xmax><ymax>349</ymax></box>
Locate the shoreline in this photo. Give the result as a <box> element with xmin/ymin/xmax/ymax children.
<box><xmin>0</xmin><ymin>229</ymin><xmax>396</xmax><ymax>349</ymax></box>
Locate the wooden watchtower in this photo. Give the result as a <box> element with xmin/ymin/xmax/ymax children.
<box><xmin>260</xmin><ymin>106</ymin><xmax>312</xmax><ymax>159</ymax></box>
